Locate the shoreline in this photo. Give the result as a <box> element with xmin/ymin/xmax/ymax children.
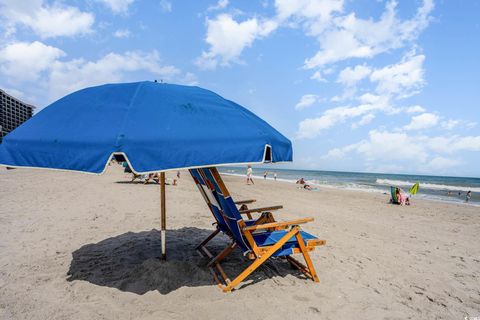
<box><xmin>220</xmin><ymin>172</ymin><xmax>480</xmax><ymax>208</ymax></box>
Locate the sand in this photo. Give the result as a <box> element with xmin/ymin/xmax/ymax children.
<box><xmin>0</xmin><ymin>164</ymin><xmax>479</xmax><ymax>319</ymax></box>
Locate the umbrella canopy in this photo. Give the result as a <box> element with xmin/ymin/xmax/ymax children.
<box><xmin>409</xmin><ymin>182</ymin><xmax>420</xmax><ymax>195</ymax></box>
<box><xmin>0</xmin><ymin>81</ymin><xmax>292</xmax><ymax>173</ymax></box>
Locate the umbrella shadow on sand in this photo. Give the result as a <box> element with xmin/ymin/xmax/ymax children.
<box><xmin>67</xmin><ymin>227</ymin><xmax>305</xmax><ymax>294</ymax></box>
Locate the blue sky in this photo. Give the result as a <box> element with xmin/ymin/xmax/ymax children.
<box><xmin>0</xmin><ymin>0</ymin><xmax>479</xmax><ymax>176</ymax></box>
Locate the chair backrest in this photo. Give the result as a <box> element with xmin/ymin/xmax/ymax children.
<box><xmin>190</xmin><ymin>168</ymin><xmax>230</xmax><ymax>233</ymax></box>
<box><xmin>390</xmin><ymin>186</ymin><xmax>399</xmax><ymax>204</ymax></box>
<box><xmin>196</xmin><ymin>167</ymin><xmax>251</xmax><ymax>252</ymax></box>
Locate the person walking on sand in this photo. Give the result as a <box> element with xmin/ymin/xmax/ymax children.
<box><xmin>173</xmin><ymin>171</ymin><xmax>180</xmax><ymax>186</ymax></box>
<box><xmin>246</xmin><ymin>166</ymin><xmax>254</xmax><ymax>185</ymax></box>
<box><xmin>263</xmin><ymin>171</ymin><xmax>267</xmax><ymax>180</ymax></box>
<box><xmin>466</xmin><ymin>190</ymin><xmax>472</xmax><ymax>203</ymax></box>
<box><xmin>274</xmin><ymin>172</ymin><xmax>277</xmax><ymax>181</ymax></box>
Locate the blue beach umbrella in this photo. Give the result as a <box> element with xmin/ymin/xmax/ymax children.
<box><xmin>0</xmin><ymin>81</ymin><xmax>292</xmax><ymax>259</ymax></box>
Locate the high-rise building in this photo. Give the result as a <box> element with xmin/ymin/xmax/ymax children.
<box><xmin>0</xmin><ymin>89</ymin><xmax>35</xmax><ymax>143</ymax></box>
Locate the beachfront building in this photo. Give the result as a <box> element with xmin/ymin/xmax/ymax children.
<box><xmin>0</xmin><ymin>89</ymin><xmax>35</xmax><ymax>143</ymax></box>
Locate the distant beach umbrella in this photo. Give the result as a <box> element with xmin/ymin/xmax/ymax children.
<box><xmin>409</xmin><ymin>182</ymin><xmax>420</xmax><ymax>195</ymax></box>
<box><xmin>0</xmin><ymin>81</ymin><xmax>292</xmax><ymax>259</ymax></box>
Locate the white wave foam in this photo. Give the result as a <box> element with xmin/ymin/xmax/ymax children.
<box><xmin>376</xmin><ymin>179</ymin><xmax>480</xmax><ymax>192</ymax></box>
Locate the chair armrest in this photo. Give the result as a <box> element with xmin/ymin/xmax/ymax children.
<box><xmin>234</xmin><ymin>199</ymin><xmax>256</xmax><ymax>205</ymax></box>
<box><xmin>239</xmin><ymin>205</ymin><xmax>283</xmax><ymax>215</ymax></box>
<box><xmin>243</xmin><ymin>217</ymin><xmax>314</xmax><ymax>231</ymax></box>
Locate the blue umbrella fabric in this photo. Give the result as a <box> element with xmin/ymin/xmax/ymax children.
<box><xmin>0</xmin><ymin>81</ymin><xmax>292</xmax><ymax>173</ymax></box>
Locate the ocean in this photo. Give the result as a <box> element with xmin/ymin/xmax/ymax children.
<box><xmin>218</xmin><ymin>166</ymin><xmax>480</xmax><ymax>206</ymax></box>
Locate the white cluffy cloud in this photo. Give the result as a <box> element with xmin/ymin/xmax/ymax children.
<box><xmin>0</xmin><ymin>41</ymin><xmax>65</xmax><ymax>81</ymax></box>
<box><xmin>337</xmin><ymin>65</ymin><xmax>371</xmax><ymax>86</ymax></box>
<box><xmin>427</xmin><ymin>157</ymin><xmax>461</xmax><ymax>171</ymax></box>
<box><xmin>197</xmin><ymin>0</ymin><xmax>344</xmax><ymax>69</ymax></box>
<box><xmin>403</xmin><ymin>112</ymin><xmax>439</xmax><ymax>130</ymax></box>
<box><xmin>0</xmin><ymin>0</ymin><xmax>94</xmax><ymax>38</ymax></box>
<box><xmin>0</xmin><ymin>40</ymin><xmax>189</xmax><ymax>106</ymax></box>
<box><xmin>159</xmin><ymin>0</ymin><xmax>172</xmax><ymax>13</ymax></box>
<box><xmin>98</xmin><ymin>0</ymin><xmax>135</xmax><ymax>14</ymax></box>
<box><xmin>296</xmin><ymin>50</ymin><xmax>428</xmax><ymax>138</ymax></box>
<box><xmin>370</xmin><ymin>52</ymin><xmax>425</xmax><ymax>98</ymax></box>
<box><xmin>196</xmin><ymin>0</ymin><xmax>433</xmax><ymax>76</ymax></box>
<box><xmin>197</xmin><ymin>1</ymin><xmax>433</xmax><ymax>72</ymax></box>
<box><xmin>304</xmin><ymin>0</ymin><xmax>434</xmax><ymax>69</ymax></box>
<box><xmin>296</xmin><ymin>96</ymin><xmax>393</xmax><ymax>138</ymax></box>
<box><xmin>295</xmin><ymin>94</ymin><xmax>319</xmax><ymax>110</ymax></box>
<box><xmin>351</xmin><ymin>114</ymin><xmax>375</xmax><ymax>129</ymax></box>
<box><xmin>48</xmin><ymin>51</ymin><xmax>180</xmax><ymax>100</ymax></box>
<box><xmin>195</xmin><ymin>14</ymin><xmax>277</xmax><ymax>69</ymax></box>
<box><xmin>322</xmin><ymin>129</ymin><xmax>479</xmax><ymax>173</ymax></box>
<box><xmin>406</xmin><ymin>105</ymin><xmax>426</xmax><ymax>113</ymax></box>
<box><xmin>208</xmin><ymin>0</ymin><xmax>229</xmax><ymax>12</ymax></box>
<box><xmin>113</xmin><ymin>29</ymin><xmax>131</xmax><ymax>38</ymax></box>
<box><xmin>275</xmin><ymin>0</ymin><xmax>343</xmax><ymax>35</ymax></box>
<box><xmin>441</xmin><ymin>119</ymin><xmax>460</xmax><ymax>130</ymax></box>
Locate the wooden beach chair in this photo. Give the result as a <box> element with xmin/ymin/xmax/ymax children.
<box><xmin>190</xmin><ymin>168</ymin><xmax>283</xmax><ymax>258</ymax></box>
<box><xmin>192</xmin><ymin>167</ymin><xmax>326</xmax><ymax>292</ymax></box>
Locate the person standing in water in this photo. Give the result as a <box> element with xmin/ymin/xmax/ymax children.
<box><xmin>466</xmin><ymin>190</ymin><xmax>472</xmax><ymax>202</ymax></box>
<box><xmin>247</xmin><ymin>166</ymin><xmax>254</xmax><ymax>185</ymax></box>
<box><xmin>274</xmin><ymin>172</ymin><xmax>277</xmax><ymax>181</ymax></box>
<box><xmin>263</xmin><ymin>171</ymin><xmax>267</xmax><ymax>180</ymax></box>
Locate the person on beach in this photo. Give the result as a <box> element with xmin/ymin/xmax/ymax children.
<box><xmin>246</xmin><ymin>166</ymin><xmax>254</xmax><ymax>185</ymax></box>
<box><xmin>466</xmin><ymin>190</ymin><xmax>472</xmax><ymax>202</ymax></box>
<box><xmin>171</xmin><ymin>172</ymin><xmax>178</xmax><ymax>186</ymax></box>
<box><xmin>172</xmin><ymin>171</ymin><xmax>180</xmax><ymax>186</ymax></box>
<box><xmin>123</xmin><ymin>161</ymin><xmax>132</xmax><ymax>173</ymax></box>
<box><xmin>263</xmin><ymin>171</ymin><xmax>267</xmax><ymax>180</ymax></box>
<box><xmin>296</xmin><ymin>177</ymin><xmax>312</xmax><ymax>190</ymax></box>
<box><xmin>144</xmin><ymin>173</ymin><xmax>160</xmax><ymax>184</ymax></box>
<box><xmin>274</xmin><ymin>172</ymin><xmax>277</xmax><ymax>181</ymax></box>
<box><xmin>396</xmin><ymin>188</ymin><xmax>410</xmax><ymax>206</ymax></box>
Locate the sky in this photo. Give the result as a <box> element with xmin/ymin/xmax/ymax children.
<box><xmin>0</xmin><ymin>0</ymin><xmax>479</xmax><ymax>177</ymax></box>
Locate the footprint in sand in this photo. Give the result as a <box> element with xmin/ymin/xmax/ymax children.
<box><xmin>293</xmin><ymin>295</ymin><xmax>310</xmax><ymax>302</ymax></box>
<box><xmin>309</xmin><ymin>306</ymin><xmax>321</xmax><ymax>314</ymax></box>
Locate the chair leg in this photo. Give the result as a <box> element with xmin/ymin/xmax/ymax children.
<box><xmin>207</xmin><ymin>241</ymin><xmax>237</xmax><ymax>286</ymax></box>
<box><xmin>286</xmin><ymin>256</ymin><xmax>315</xmax><ymax>280</ymax></box>
<box><xmin>195</xmin><ymin>229</ymin><xmax>234</xmax><ymax>286</ymax></box>
<box><xmin>195</xmin><ymin>228</ymin><xmax>220</xmax><ymax>254</ymax></box>
<box><xmin>208</xmin><ymin>241</ymin><xmax>236</xmax><ymax>268</ymax></box>
<box><xmin>295</xmin><ymin>232</ymin><xmax>320</xmax><ymax>282</ymax></box>
<box><xmin>223</xmin><ymin>227</ymin><xmax>300</xmax><ymax>292</ymax></box>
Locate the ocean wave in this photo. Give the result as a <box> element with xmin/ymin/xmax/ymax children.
<box><xmin>376</xmin><ymin>179</ymin><xmax>480</xmax><ymax>192</ymax></box>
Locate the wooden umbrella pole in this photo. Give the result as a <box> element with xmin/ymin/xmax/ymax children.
<box><xmin>160</xmin><ymin>172</ymin><xmax>166</xmax><ymax>260</ymax></box>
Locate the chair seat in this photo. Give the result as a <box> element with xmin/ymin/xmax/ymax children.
<box><xmin>253</xmin><ymin>230</ymin><xmax>318</xmax><ymax>257</ymax></box>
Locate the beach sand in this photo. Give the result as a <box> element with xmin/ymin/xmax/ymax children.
<box><xmin>0</xmin><ymin>164</ymin><xmax>479</xmax><ymax>319</ymax></box>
